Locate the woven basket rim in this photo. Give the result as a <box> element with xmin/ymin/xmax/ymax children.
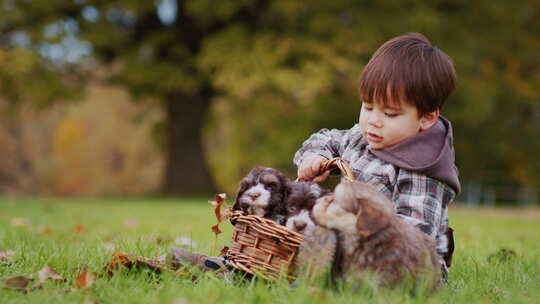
<box><xmin>231</xmin><ymin>211</ymin><xmax>304</xmax><ymax>243</ymax></box>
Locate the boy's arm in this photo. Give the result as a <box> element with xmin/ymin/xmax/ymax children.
<box><xmin>293</xmin><ymin>126</ymin><xmax>357</xmax><ymax>166</ymax></box>
<box><xmin>391</xmin><ymin>170</ymin><xmax>456</xmax><ymax>237</ymax></box>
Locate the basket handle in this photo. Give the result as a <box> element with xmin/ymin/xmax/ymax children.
<box><xmin>319</xmin><ymin>157</ymin><xmax>355</xmax><ymax>181</ymax></box>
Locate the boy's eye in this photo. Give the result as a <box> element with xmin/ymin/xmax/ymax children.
<box><xmin>385</xmin><ymin>113</ymin><xmax>399</xmax><ymax>118</ymax></box>
<box><xmin>363</xmin><ymin>105</ymin><xmax>373</xmax><ymax>111</ymax></box>
<box><xmin>288</xmin><ymin>206</ymin><xmax>297</xmax><ymax>212</ymax></box>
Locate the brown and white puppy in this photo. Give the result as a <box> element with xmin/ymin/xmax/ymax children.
<box><xmin>285</xmin><ymin>182</ymin><xmax>337</xmax><ymax>281</ymax></box>
<box><xmin>312</xmin><ymin>179</ymin><xmax>440</xmax><ymax>287</ymax></box>
<box><xmin>285</xmin><ymin>181</ymin><xmax>329</xmax><ymax>235</ymax></box>
<box><xmin>232</xmin><ymin>167</ymin><xmax>290</xmax><ymax>225</ymax></box>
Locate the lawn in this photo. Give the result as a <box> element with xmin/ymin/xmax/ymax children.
<box><xmin>1</xmin><ymin>196</ymin><xmax>539</xmax><ymax>304</ymax></box>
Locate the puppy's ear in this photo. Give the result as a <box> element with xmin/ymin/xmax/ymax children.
<box><xmin>275</xmin><ymin>180</ymin><xmax>292</xmax><ymax>216</ymax></box>
<box><xmin>283</xmin><ymin>180</ymin><xmax>293</xmax><ymax>198</ymax></box>
<box><xmin>231</xmin><ymin>179</ymin><xmax>250</xmax><ymax>225</ymax></box>
<box><xmin>355</xmin><ymin>198</ymin><xmax>390</xmax><ymax>237</ymax></box>
<box><xmin>232</xmin><ymin>179</ymin><xmax>249</xmax><ymax>211</ymax></box>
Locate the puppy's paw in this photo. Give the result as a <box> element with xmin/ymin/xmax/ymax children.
<box><xmin>313</xmin><ymin>196</ymin><xmax>356</xmax><ymax>232</ymax></box>
<box><xmin>312</xmin><ymin>196</ymin><xmax>334</xmax><ymax>227</ymax></box>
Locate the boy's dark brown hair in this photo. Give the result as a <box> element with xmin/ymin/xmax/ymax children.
<box><xmin>359</xmin><ymin>32</ymin><xmax>456</xmax><ymax>116</ymax></box>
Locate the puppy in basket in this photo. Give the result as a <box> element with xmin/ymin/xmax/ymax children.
<box><xmin>232</xmin><ymin>167</ymin><xmax>290</xmax><ymax>225</ymax></box>
<box><xmin>172</xmin><ymin>167</ymin><xmax>292</xmax><ymax>272</ymax></box>
<box><xmin>309</xmin><ymin>178</ymin><xmax>441</xmax><ymax>287</ymax></box>
<box><xmin>285</xmin><ymin>181</ymin><xmax>330</xmax><ymax>235</ymax></box>
<box><xmin>172</xmin><ymin>167</ymin><xmax>331</xmax><ymax>274</ymax></box>
<box><xmin>283</xmin><ymin>181</ymin><xmax>339</xmax><ymax>281</ymax></box>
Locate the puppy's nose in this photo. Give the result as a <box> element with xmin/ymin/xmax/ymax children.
<box><xmin>294</xmin><ymin>221</ymin><xmax>307</xmax><ymax>232</ymax></box>
<box><xmin>248</xmin><ymin>193</ymin><xmax>261</xmax><ymax>200</ymax></box>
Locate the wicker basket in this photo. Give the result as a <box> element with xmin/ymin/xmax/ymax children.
<box><xmin>225</xmin><ymin>157</ymin><xmax>354</xmax><ymax>280</ymax></box>
<box><xmin>226</xmin><ymin>212</ymin><xmax>304</xmax><ymax>280</ymax></box>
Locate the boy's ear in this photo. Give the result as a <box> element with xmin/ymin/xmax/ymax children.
<box><xmin>419</xmin><ymin>109</ymin><xmax>440</xmax><ymax>131</ymax></box>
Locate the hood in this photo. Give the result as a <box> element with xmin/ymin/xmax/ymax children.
<box><xmin>370</xmin><ymin>116</ymin><xmax>461</xmax><ymax>194</ymax></box>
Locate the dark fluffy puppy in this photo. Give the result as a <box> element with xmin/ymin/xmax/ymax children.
<box><xmin>295</xmin><ymin>224</ymin><xmax>339</xmax><ymax>282</ymax></box>
<box><xmin>285</xmin><ymin>181</ymin><xmax>329</xmax><ymax>235</ymax></box>
<box><xmin>232</xmin><ymin>167</ymin><xmax>290</xmax><ymax>225</ymax></box>
<box><xmin>312</xmin><ymin>179</ymin><xmax>440</xmax><ymax>287</ymax></box>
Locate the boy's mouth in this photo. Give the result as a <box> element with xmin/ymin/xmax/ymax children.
<box><xmin>366</xmin><ymin>132</ymin><xmax>383</xmax><ymax>142</ymax></box>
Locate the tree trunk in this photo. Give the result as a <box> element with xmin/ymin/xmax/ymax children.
<box><xmin>161</xmin><ymin>89</ymin><xmax>217</xmax><ymax>196</ymax></box>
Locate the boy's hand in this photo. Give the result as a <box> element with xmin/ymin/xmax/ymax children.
<box><xmin>297</xmin><ymin>155</ymin><xmax>331</xmax><ymax>183</ymax></box>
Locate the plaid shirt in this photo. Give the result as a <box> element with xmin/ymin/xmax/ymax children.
<box><xmin>293</xmin><ymin>124</ymin><xmax>456</xmax><ymax>271</ymax></box>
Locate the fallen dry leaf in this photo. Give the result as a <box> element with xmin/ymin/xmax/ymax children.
<box><xmin>1</xmin><ymin>275</ymin><xmax>38</xmax><ymax>292</ymax></box>
<box><xmin>105</xmin><ymin>253</ymin><xmax>167</xmax><ymax>276</ymax></box>
<box><xmin>0</xmin><ymin>249</ymin><xmax>15</xmax><ymax>263</ymax></box>
<box><xmin>211</xmin><ymin>224</ymin><xmax>222</xmax><ymax>235</ymax></box>
<box><xmin>219</xmin><ymin>246</ymin><xmax>229</xmax><ymax>257</ymax></box>
<box><xmin>73</xmin><ymin>224</ymin><xmax>87</xmax><ymax>233</ymax></box>
<box><xmin>74</xmin><ymin>265</ymin><xmax>97</xmax><ymax>289</ymax></box>
<box><xmin>209</xmin><ymin>193</ymin><xmax>228</xmax><ymax>222</ymax></box>
<box><xmin>208</xmin><ymin>193</ymin><xmax>233</xmax><ymax>236</ymax></box>
<box><xmin>38</xmin><ymin>264</ymin><xmax>65</xmax><ymax>283</ymax></box>
<box><xmin>36</xmin><ymin>226</ymin><xmax>54</xmax><ymax>235</ymax></box>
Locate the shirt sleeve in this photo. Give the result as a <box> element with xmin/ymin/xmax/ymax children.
<box><xmin>293</xmin><ymin>127</ymin><xmax>352</xmax><ymax>166</ymax></box>
<box><xmin>391</xmin><ymin>169</ymin><xmax>455</xmax><ymax>238</ymax></box>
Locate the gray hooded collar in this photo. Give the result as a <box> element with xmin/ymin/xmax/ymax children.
<box><xmin>369</xmin><ymin>116</ymin><xmax>461</xmax><ymax>194</ymax></box>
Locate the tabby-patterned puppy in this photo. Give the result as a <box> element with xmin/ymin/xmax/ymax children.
<box><xmin>232</xmin><ymin>167</ymin><xmax>289</xmax><ymax>225</ymax></box>
<box><xmin>312</xmin><ymin>179</ymin><xmax>441</xmax><ymax>287</ymax></box>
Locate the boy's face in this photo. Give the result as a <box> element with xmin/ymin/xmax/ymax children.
<box><xmin>358</xmin><ymin>99</ymin><xmax>438</xmax><ymax>150</ymax></box>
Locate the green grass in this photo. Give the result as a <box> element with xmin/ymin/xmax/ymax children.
<box><xmin>1</xmin><ymin>197</ymin><xmax>539</xmax><ymax>304</ymax></box>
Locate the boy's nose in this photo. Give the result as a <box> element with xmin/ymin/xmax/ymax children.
<box><xmin>368</xmin><ymin>115</ymin><xmax>383</xmax><ymax>127</ymax></box>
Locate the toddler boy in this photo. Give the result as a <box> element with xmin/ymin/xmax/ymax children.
<box><xmin>295</xmin><ymin>32</ymin><xmax>459</xmax><ymax>280</ymax></box>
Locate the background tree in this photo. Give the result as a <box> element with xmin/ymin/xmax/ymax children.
<box><xmin>1</xmin><ymin>0</ymin><xmax>274</xmax><ymax>195</ymax></box>
<box><xmin>0</xmin><ymin>0</ymin><xmax>538</xmax><ymax>202</ymax></box>
<box><xmin>0</xmin><ymin>0</ymin><xmax>383</xmax><ymax>196</ymax></box>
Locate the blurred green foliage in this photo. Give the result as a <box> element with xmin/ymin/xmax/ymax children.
<box><xmin>0</xmin><ymin>1</ymin><xmax>538</xmax><ymax>199</ymax></box>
